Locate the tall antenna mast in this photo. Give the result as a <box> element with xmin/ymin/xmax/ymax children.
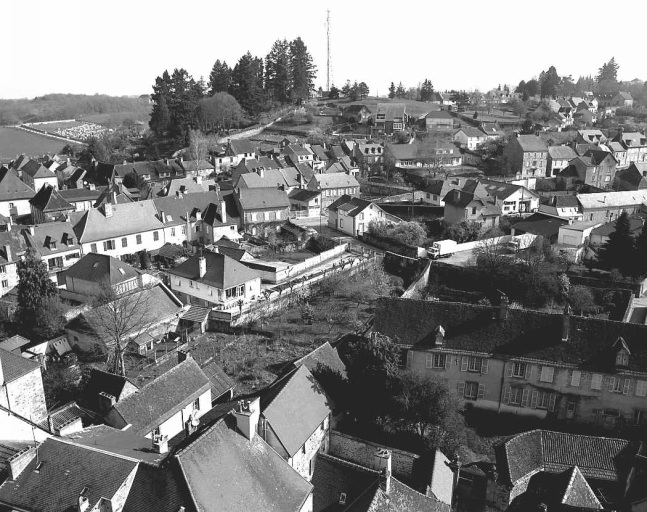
<box><xmin>326</xmin><ymin>9</ymin><xmax>331</xmax><ymax>91</ymax></box>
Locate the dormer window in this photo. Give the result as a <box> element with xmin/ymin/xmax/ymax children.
<box><xmin>613</xmin><ymin>337</ymin><xmax>630</xmax><ymax>368</ymax></box>
<box><xmin>616</xmin><ymin>351</ymin><xmax>629</xmax><ymax>367</ymax></box>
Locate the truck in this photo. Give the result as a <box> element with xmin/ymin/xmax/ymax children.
<box><xmin>428</xmin><ymin>239</ymin><xmax>458</xmax><ymax>259</ymax></box>
<box><xmin>507</xmin><ymin>234</ymin><xmax>535</xmax><ymax>253</ymax></box>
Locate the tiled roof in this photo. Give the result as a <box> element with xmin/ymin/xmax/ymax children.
<box><xmin>374</xmin><ymin>298</ymin><xmax>647</xmax><ymax>372</ymax></box>
<box><xmin>0</xmin><ymin>438</ymin><xmax>138</xmax><ymax>512</ymax></box>
<box><xmin>616</xmin><ymin>165</ymin><xmax>647</xmax><ymax>189</ymax></box>
<box><xmin>112</xmin><ymin>358</ymin><xmax>210</xmax><ymax>436</ymax></box>
<box><xmin>163</xmin><ymin>177</ymin><xmax>213</xmax><ymax>197</ymax></box>
<box><xmin>288</xmin><ymin>188</ymin><xmax>320</xmax><ymax>202</ymax></box>
<box><xmin>0</xmin><ymin>347</ymin><xmax>40</xmax><ymax>383</ymax></box>
<box><xmin>327</xmin><ymin>195</ymin><xmax>373</xmax><ymax>216</ymax></box>
<box><xmin>64</xmin><ymin>253</ymin><xmax>138</xmax><ymax>285</ymax></box>
<box><xmin>0</xmin><ymin>334</ymin><xmax>30</xmax><ymax>353</ymax></box>
<box><xmin>443</xmin><ymin>189</ymin><xmax>483</xmax><ymax>208</ymax></box>
<box><xmin>58</xmin><ymin>187</ymin><xmax>103</xmax><ymax>203</ymax></box>
<box><xmin>80</xmin><ymin>368</ymin><xmax>137</xmax><ymax>411</ymax></box>
<box><xmin>311</xmin><ymin>173</ymin><xmax>360</xmax><ymax>190</ymax></box>
<box><xmin>456</xmin><ymin>127</ymin><xmax>486</xmax><ymax>138</ymax></box>
<box><xmin>23</xmin><ymin>221</ymin><xmax>79</xmax><ymax>258</ymax></box>
<box><xmin>153</xmin><ymin>190</ymin><xmax>222</xmax><ymax>227</ymax></box>
<box><xmin>261</xmin><ymin>365</ymin><xmax>333</xmax><ymax>457</ymax></box>
<box><xmin>0</xmin><ymin>167</ymin><xmax>35</xmax><ymax>201</ymax></box>
<box><xmin>112</xmin><ymin>160</ymin><xmax>175</xmax><ymax>179</ymax></box>
<box><xmin>175</xmin><ymin>414</ymin><xmax>313</xmax><ymax>512</ymax></box>
<box><xmin>228</xmin><ymin>139</ymin><xmax>257</xmax><ymax>156</ymax></box>
<box><xmin>22</xmin><ymin>160</ymin><xmax>55</xmax><ymax>179</ymax></box>
<box><xmin>0</xmin><ymin>230</ymin><xmax>27</xmax><ymax>264</ymax></box>
<box><xmin>201</xmin><ymin>360</ymin><xmax>235</xmax><ymax>399</ymax></box>
<box><xmin>123</xmin><ymin>462</ymin><xmax>195</xmax><ymax>512</ymax></box>
<box><xmin>168</xmin><ymin>250</ymin><xmax>260</xmax><ymax>289</ymax></box>
<box><xmin>73</xmin><ymin>200</ymin><xmax>164</xmax><ymax>243</ymax></box>
<box><xmin>577</xmin><ymin>190</ymin><xmax>647</xmax><ymax>210</ymax></box>
<box><xmin>590</xmin><ymin>217</ymin><xmax>644</xmax><ymax>237</ymax></box>
<box><xmin>360</xmin><ymin>478</ymin><xmax>449</xmax><ymax>512</ymax></box>
<box><xmin>548</xmin><ymin>145</ymin><xmax>578</xmax><ymax>160</ymax></box>
<box><xmin>479</xmin><ymin>179</ymin><xmax>538</xmax><ymax>201</ymax></box>
<box><xmin>236</xmin><ymin>188</ymin><xmax>291</xmax><ymax>210</ymax></box>
<box><xmin>557</xmin><ymin>465</ymin><xmax>603</xmax><ymax>509</ymax></box>
<box><xmin>283</xmin><ymin>144</ymin><xmax>312</xmax><ymax>157</ymax></box>
<box><xmin>502</xmin><ymin>430</ymin><xmax>636</xmax><ymax>484</ymax></box>
<box><xmin>375</xmin><ymin>103</ymin><xmax>406</xmax><ymax>121</ymax></box>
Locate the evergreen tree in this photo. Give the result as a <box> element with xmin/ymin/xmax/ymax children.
<box><xmin>341</xmin><ymin>80</ymin><xmax>352</xmax><ymax>99</ymax></box>
<box><xmin>357</xmin><ymin>82</ymin><xmax>369</xmax><ymax>100</ymax></box>
<box><xmin>265</xmin><ymin>39</ymin><xmax>291</xmax><ymax>104</ymax></box>
<box><xmin>388</xmin><ymin>82</ymin><xmax>396</xmax><ymax>99</ymax></box>
<box><xmin>289</xmin><ymin>37</ymin><xmax>317</xmax><ymax>104</ymax></box>
<box><xmin>420</xmin><ymin>79</ymin><xmax>434</xmax><ymax>101</ymax></box>
<box><xmin>149</xmin><ymin>71</ymin><xmax>173</xmax><ymax>135</ymax></box>
<box><xmin>633</xmin><ymin>221</ymin><xmax>647</xmax><ymax>276</ymax></box>
<box><xmin>540</xmin><ymin>66</ymin><xmax>560</xmax><ymax>98</ymax></box>
<box><xmin>230</xmin><ymin>52</ymin><xmax>265</xmax><ymax>115</ymax></box>
<box><xmin>329</xmin><ymin>85</ymin><xmax>340</xmax><ymax>99</ymax></box>
<box><xmin>597</xmin><ymin>57</ymin><xmax>619</xmax><ymax>83</ymax></box>
<box><xmin>600</xmin><ymin>211</ymin><xmax>634</xmax><ymax>275</ymax></box>
<box><xmin>208</xmin><ymin>60</ymin><xmax>232</xmax><ymax>95</ymax></box>
<box><xmin>396</xmin><ymin>82</ymin><xmax>405</xmax><ymax>98</ymax></box>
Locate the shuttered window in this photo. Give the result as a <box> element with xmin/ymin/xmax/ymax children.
<box><xmin>571</xmin><ymin>370</ymin><xmax>581</xmax><ymax>387</ymax></box>
<box><xmin>540</xmin><ymin>366</ymin><xmax>555</xmax><ymax>383</ymax></box>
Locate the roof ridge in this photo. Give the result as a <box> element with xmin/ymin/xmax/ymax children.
<box><xmin>318</xmin><ymin>452</ymin><xmax>380</xmax><ymax>474</ymax></box>
<box><xmin>51</xmin><ymin>436</ymin><xmax>142</xmax><ymax>464</ymax></box>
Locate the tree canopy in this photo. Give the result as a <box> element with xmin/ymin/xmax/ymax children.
<box><xmin>599</xmin><ymin>211</ymin><xmax>634</xmax><ymax>275</ymax></box>
<box><xmin>597</xmin><ymin>57</ymin><xmax>619</xmax><ymax>83</ymax></box>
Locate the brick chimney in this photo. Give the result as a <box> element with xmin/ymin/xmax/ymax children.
<box><xmin>374</xmin><ymin>449</ymin><xmax>392</xmax><ymax>494</ymax></box>
<box><xmin>220</xmin><ymin>200</ymin><xmax>227</xmax><ymax>223</ymax></box>
<box><xmin>98</xmin><ymin>391</ymin><xmax>117</xmax><ymax>413</ymax></box>
<box><xmin>234</xmin><ymin>397</ymin><xmax>260</xmax><ymax>440</ymax></box>
<box><xmin>152</xmin><ymin>433</ymin><xmax>169</xmax><ymax>454</ymax></box>
<box><xmin>499</xmin><ymin>293</ymin><xmax>509</xmax><ymax>320</ymax></box>
<box><xmin>434</xmin><ymin>325</ymin><xmax>445</xmax><ymax>347</ymax></box>
<box><xmin>8</xmin><ymin>446</ymin><xmax>37</xmax><ymax>480</ymax></box>
<box><xmin>562</xmin><ymin>305</ymin><xmax>571</xmax><ymax>342</ymax></box>
<box><xmin>178</xmin><ymin>348</ymin><xmax>192</xmax><ymax>364</ymax></box>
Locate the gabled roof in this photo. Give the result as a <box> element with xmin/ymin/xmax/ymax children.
<box><xmin>0</xmin><ymin>347</ymin><xmax>40</xmax><ymax>383</ymax></box>
<box><xmin>583</xmin><ymin>148</ymin><xmax>616</xmax><ymax>165</ymax></box>
<box><xmin>0</xmin><ymin>437</ymin><xmax>139</xmax><ymax>512</ymax></box>
<box><xmin>0</xmin><ymin>230</ymin><xmax>28</xmax><ymax>264</ymax></box>
<box><xmin>153</xmin><ymin>190</ymin><xmax>223</xmax><ymax>227</ymax></box>
<box><xmin>0</xmin><ymin>167</ymin><xmax>35</xmax><ymax>201</ymax></box>
<box><xmin>455</xmin><ymin>127</ymin><xmax>486</xmax><ymax>138</ymax></box>
<box><xmin>201</xmin><ymin>361</ymin><xmax>235</xmax><ymax>399</ymax></box>
<box><xmin>548</xmin><ymin>145</ymin><xmax>578</xmax><ymax>160</ymax></box>
<box><xmin>58</xmin><ymin>187</ymin><xmax>103</xmax><ymax>203</ymax></box>
<box><xmin>80</xmin><ymin>368</ymin><xmax>137</xmax><ymax>410</ymax></box>
<box><xmin>112</xmin><ymin>358</ymin><xmax>210</xmax><ymax>436</ymax></box>
<box><xmin>292</xmin><ymin>341</ymin><xmax>347</xmax><ymax>379</ymax></box>
<box><xmin>29</xmin><ymin>185</ymin><xmax>74</xmax><ymax>212</ymax></box>
<box><xmin>426</xmin><ymin>110</ymin><xmax>454</xmax><ymax>120</ymax></box>
<box><xmin>168</xmin><ymin>250</ymin><xmax>260</xmax><ymax>289</ymax></box>
<box><xmin>175</xmin><ymin>413</ymin><xmax>312</xmax><ymax>512</ymax></box>
<box><xmin>236</xmin><ymin>188</ymin><xmax>291</xmax><ymax>210</ymax></box>
<box><xmin>65</xmin><ymin>252</ymin><xmax>138</xmax><ymax>285</ymax></box>
<box><xmin>327</xmin><ymin>194</ymin><xmax>375</xmax><ymax>217</ymax></box>
<box><xmin>162</xmin><ymin>177</ymin><xmax>214</xmax><ymax>197</ymax></box>
<box><xmin>481</xmin><ymin>122</ymin><xmax>503</xmax><ymax>135</ymax></box>
<box><xmin>515</xmin><ymin>135</ymin><xmax>548</xmax><ymax>152</ymax></box>
<box><xmin>502</xmin><ymin>429</ymin><xmax>636</xmax><ymax>485</ymax></box>
<box><xmin>123</xmin><ymin>461</ymin><xmax>195</xmax><ymax>512</ymax></box>
<box><xmin>0</xmin><ymin>334</ymin><xmax>30</xmax><ymax>353</ymax></box>
<box><xmin>615</xmin><ymin>166</ymin><xmax>647</xmax><ymax>190</ymax></box>
<box><xmin>112</xmin><ymin>160</ymin><xmax>174</xmax><ymax>179</ymax></box>
<box><xmin>202</xmin><ymin>202</ymin><xmax>229</xmax><ymax>227</ymax></box>
<box><xmin>21</xmin><ymin>160</ymin><xmax>56</xmax><ymax>179</ymax></box>
<box><xmin>512</xmin><ymin>213</ymin><xmax>569</xmax><ymax>238</ymax></box>
<box><xmin>375</xmin><ymin>103</ymin><xmax>406</xmax><ymax>121</ymax></box>
<box><xmin>375</xmin><ymin>298</ymin><xmax>647</xmax><ymax>372</ymax></box>
<box><xmin>23</xmin><ymin>221</ymin><xmax>80</xmax><ymax>257</ymax></box>
<box><xmin>479</xmin><ymin>179</ymin><xmax>538</xmax><ymax>201</ymax></box>
<box><xmin>288</xmin><ymin>189</ymin><xmax>320</xmax><ymax>202</ymax></box>
<box><xmin>310</xmin><ymin>145</ymin><xmax>330</xmax><ymax>161</ymax></box>
<box><xmin>443</xmin><ymin>189</ymin><xmax>484</xmax><ymax>209</ymax></box>
<box><xmin>73</xmin><ymin>200</ymin><xmax>164</xmax><ymax>243</ymax></box>
<box><xmin>310</xmin><ymin>173</ymin><xmax>360</xmax><ymax>190</ymax></box>
<box><xmin>344</xmin><ymin>104</ymin><xmax>370</xmax><ymax>114</ymax></box>
<box><xmin>283</xmin><ymin>144</ymin><xmax>313</xmax><ymax>157</ymax></box>
<box><xmin>261</xmin><ymin>365</ymin><xmax>333</xmax><ymax>457</ymax></box>
<box><xmin>228</xmin><ymin>139</ymin><xmax>257</xmax><ymax>156</ymax></box>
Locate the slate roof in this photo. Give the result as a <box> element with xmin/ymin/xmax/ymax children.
<box><xmin>29</xmin><ymin>185</ymin><xmax>74</xmax><ymax>212</ymax></box>
<box><xmin>175</xmin><ymin>413</ymin><xmax>312</xmax><ymax>512</ymax></box>
<box><xmin>58</xmin><ymin>187</ymin><xmax>103</xmax><ymax>203</ymax></box>
<box><xmin>327</xmin><ymin>195</ymin><xmax>374</xmax><ymax>217</ymax></box>
<box><xmin>443</xmin><ymin>189</ymin><xmax>483</xmax><ymax>208</ymax></box>
<box><xmin>512</xmin><ymin>213</ymin><xmax>568</xmax><ymax>238</ymax></box>
<box><xmin>502</xmin><ymin>430</ymin><xmax>636</xmax><ymax>485</ymax></box>
<box><xmin>22</xmin><ymin>160</ymin><xmax>55</xmax><ymax>179</ymax></box>
<box><xmin>426</xmin><ymin>110</ymin><xmax>454</xmax><ymax>120</ymax></box>
<box><xmin>0</xmin><ymin>334</ymin><xmax>30</xmax><ymax>353</ymax></box>
<box><xmin>123</xmin><ymin>462</ymin><xmax>195</xmax><ymax>512</ymax></box>
<box><xmin>179</xmin><ymin>159</ymin><xmax>214</xmax><ymax>173</ymax></box>
<box><xmin>479</xmin><ymin>179</ymin><xmax>538</xmax><ymax>201</ymax></box>
<box><xmin>65</xmin><ymin>253</ymin><xmax>138</xmax><ymax>285</ymax></box>
<box><xmin>615</xmin><ymin>166</ymin><xmax>647</xmax><ymax>190</ymax></box>
<box><xmin>0</xmin><ymin>438</ymin><xmax>138</xmax><ymax>512</ymax></box>
<box><xmin>0</xmin><ymin>167</ymin><xmax>35</xmax><ymax>201</ymax></box>
<box><xmin>577</xmin><ymin>190</ymin><xmax>647</xmax><ymax>210</ymax></box>
<box><xmin>292</xmin><ymin>341</ymin><xmax>348</xmax><ymax>380</ymax></box>
<box><xmin>112</xmin><ymin>358</ymin><xmax>210</xmax><ymax>436</ymax></box>
<box><xmin>153</xmin><ymin>190</ymin><xmax>223</xmax><ymax>227</ymax></box>
<box><xmin>481</xmin><ymin>123</ymin><xmax>503</xmax><ymax>136</ymax></box>
<box><xmin>80</xmin><ymin>368</ymin><xmax>137</xmax><ymax>411</ymax></box>
<box><xmin>548</xmin><ymin>145</ymin><xmax>578</xmax><ymax>160</ymax></box>
<box><xmin>168</xmin><ymin>250</ymin><xmax>260</xmax><ymax>289</ymax></box>
<box><xmin>456</xmin><ymin>127</ymin><xmax>486</xmax><ymax>138</ymax></box>
<box><xmin>375</xmin><ymin>298</ymin><xmax>647</xmax><ymax>372</ymax></box>
<box><xmin>162</xmin><ymin>177</ymin><xmax>213</xmax><ymax>197</ymax></box>
<box><xmin>516</xmin><ymin>135</ymin><xmax>548</xmax><ymax>152</ymax></box>
<box><xmin>354</xmin><ymin>478</ymin><xmax>449</xmax><ymax>512</ymax></box>
<box><xmin>0</xmin><ymin>347</ymin><xmax>40</xmax><ymax>383</ymax></box>
<box><xmin>284</xmin><ymin>144</ymin><xmax>313</xmax><ymax>157</ymax></box>
<box><xmin>228</xmin><ymin>139</ymin><xmax>257</xmax><ymax>155</ymax></box>
<box><xmin>201</xmin><ymin>361</ymin><xmax>235</xmax><ymax>399</ymax></box>
<box><xmin>261</xmin><ymin>365</ymin><xmax>333</xmax><ymax>457</ymax></box>
<box><xmin>288</xmin><ymin>189</ymin><xmax>320</xmax><ymax>202</ymax></box>
<box><xmin>590</xmin><ymin>217</ymin><xmax>644</xmax><ymax>237</ymax></box>
<box><xmin>202</xmin><ymin>202</ymin><xmax>230</xmax><ymax>227</ymax></box>
<box><xmin>375</xmin><ymin>103</ymin><xmax>405</xmax><ymax>121</ymax></box>
<box><xmin>73</xmin><ymin>200</ymin><xmax>164</xmax><ymax>243</ymax></box>
<box><xmin>0</xmin><ymin>230</ymin><xmax>27</xmax><ymax>264</ymax></box>
<box><xmin>236</xmin><ymin>188</ymin><xmax>291</xmax><ymax>210</ymax></box>
<box><xmin>311</xmin><ymin>173</ymin><xmax>360</xmax><ymax>190</ymax></box>
<box><xmin>112</xmin><ymin>160</ymin><xmax>175</xmax><ymax>180</ymax></box>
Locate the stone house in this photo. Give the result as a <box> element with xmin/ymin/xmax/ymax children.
<box><xmin>225</xmin><ymin>139</ymin><xmax>258</xmax><ymax>168</ymax></box>
<box><xmin>327</xmin><ymin>195</ymin><xmax>391</xmax><ymax>237</ymax></box>
<box><xmin>63</xmin><ymin>253</ymin><xmax>141</xmax><ymax>299</ymax></box>
<box><xmin>425</xmin><ymin>110</ymin><xmax>455</xmax><ymax>133</ymax></box>
<box><xmin>442</xmin><ymin>189</ymin><xmax>501</xmax><ymax>228</ymax></box>
<box><xmin>614</xmin><ymin>163</ymin><xmax>647</xmax><ymax>191</ymax></box>
<box><xmin>612</xmin><ymin>132</ymin><xmax>647</xmax><ymax>166</ymax></box>
<box><xmin>503</xmin><ymin>135</ymin><xmax>549</xmax><ymax>177</ymax></box>
<box><xmin>453</xmin><ymin>127</ymin><xmax>487</xmax><ymax>150</ymax></box>
<box><xmin>29</xmin><ymin>185</ymin><xmax>75</xmax><ymax>224</ymax></box>
<box><xmin>547</xmin><ymin>145</ymin><xmax>578</xmax><ymax>177</ymax></box>
<box><xmin>375</xmin><ymin>297</ymin><xmax>647</xmax><ymax>432</ymax></box>
<box><xmin>478</xmin><ymin>179</ymin><xmax>539</xmax><ymax>215</ymax></box>
<box><xmin>307</xmin><ymin>173</ymin><xmax>360</xmax><ymax>209</ymax></box>
<box><xmin>233</xmin><ymin>188</ymin><xmax>291</xmax><ymax>236</ymax></box>
<box><xmin>342</xmin><ymin>104</ymin><xmax>371</xmax><ymax>124</ymax></box>
<box><xmin>373</xmin><ymin>103</ymin><xmax>407</xmax><ymax>136</ymax></box>
<box><xmin>23</xmin><ymin>222</ymin><xmax>82</xmax><ymax>275</ymax></box>
<box><xmin>0</xmin><ymin>167</ymin><xmax>35</xmax><ymax>218</ymax></box>
<box><xmin>20</xmin><ymin>160</ymin><xmax>58</xmax><ymax>192</ymax></box>
<box><xmin>0</xmin><ymin>347</ymin><xmax>47</xmax><ymax>422</ymax></box>
<box><xmin>0</xmin><ymin>229</ymin><xmax>27</xmax><ymax>298</ymax></box>
<box><xmin>558</xmin><ymin>150</ymin><xmax>618</xmax><ymax>190</ymax></box>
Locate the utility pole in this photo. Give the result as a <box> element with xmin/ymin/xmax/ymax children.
<box><xmin>326</xmin><ymin>9</ymin><xmax>331</xmax><ymax>92</ymax></box>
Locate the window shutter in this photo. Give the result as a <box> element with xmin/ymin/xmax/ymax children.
<box><xmin>406</xmin><ymin>351</ymin><xmax>413</xmax><ymax>370</ymax></box>
<box><xmin>503</xmin><ymin>386</ymin><xmax>511</xmax><ymax>405</ymax></box>
<box><xmin>507</xmin><ymin>363</ymin><xmax>514</xmax><ymax>378</ymax></box>
<box><xmin>521</xmin><ymin>389</ymin><xmax>530</xmax><ymax>407</ymax></box>
<box><xmin>461</xmin><ymin>357</ymin><xmax>468</xmax><ymax>372</ymax></box>
<box><xmin>477</xmin><ymin>384</ymin><xmax>485</xmax><ymax>400</ymax></box>
<box><xmin>481</xmin><ymin>359</ymin><xmax>489</xmax><ymax>374</ymax></box>
<box><xmin>458</xmin><ymin>382</ymin><xmax>466</xmax><ymax>397</ymax></box>
<box><xmin>637</xmin><ymin>380</ymin><xmax>647</xmax><ymax>397</ymax></box>
<box><xmin>548</xmin><ymin>394</ymin><xmax>557</xmax><ymax>412</ymax></box>
<box><xmin>547</xmin><ymin>366</ymin><xmax>554</xmax><ymax>383</ymax></box>
<box><xmin>426</xmin><ymin>353</ymin><xmax>433</xmax><ymax>369</ymax></box>
<box><xmin>525</xmin><ymin>364</ymin><xmax>532</xmax><ymax>380</ymax></box>
<box><xmin>444</xmin><ymin>355</ymin><xmax>450</xmax><ymax>369</ymax></box>
<box><xmin>531</xmin><ymin>391</ymin><xmax>539</xmax><ymax>409</ymax></box>
<box><xmin>608</xmin><ymin>377</ymin><xmax>616</xmax><ymax>392</ymax></box>
<box><xmin>623</xmin><ymin>379</ymin><xmax>630</xmax><ymax>395</ymax></box>
<box><xmin>571</xmin><ymin>370</ymin><xmax>581</xmax><ymax>387</ymax></box>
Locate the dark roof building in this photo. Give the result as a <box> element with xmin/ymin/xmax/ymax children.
<box><xmin>168</xmin><ymin>250</ymin><xmax>260</xmax><ymax>291</ymax></box>
<box><xmin>64</xmin><ymin>252</ymin><xmax>139</xmax><ymax>287</ymax></box>
<box><xmin>0</xmin><ymin>167</ymin><xmax>35</xmax><ymax>201</ymax></box>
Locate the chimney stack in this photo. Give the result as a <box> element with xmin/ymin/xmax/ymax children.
<box><xmin>152</xmin><ymin>433</ymin><xmax>169</xmax><ymax>454</ymax></box>
<box><xmin>220</xmin><ymin>200</ymin><xmax>227</xmax><ymax>223</ymax></box>
<box><xmin>98</xmin><ymin>391</ymin><xmax>117</xmax><ymax>413</ymax></box>
<box><xmin>234</xmin><ymin>397</ymin><xmax>260</xmax><ymax>440</ymax></box>
<box><xmin>499</xmin><ymin>293</ymin><xmax>509</xmax><ymax>320</ymax></box>
<box><xmin>198</xmin><ymin>253</ymin><xmax>207</xmax><ymax>279</ymax></box>
<box><xmin>4</xmin><ymin>244</ymin><xmax>11</xmax><ymax>263</ymax></box>
<box><xmin>104</xmin><ymin>202</ymin><xmax>113</xmax><ymax>218</ymax></box>
<box><xmin>374</xmin><ymin>449</ymin><xmax>392</xmax><ymax>494</ymax></box>
<box><xmin>434</xmin><ymin>325</ymin><xmax>445</xmax><ymax>347</ymax></box>
<box><xmin>195</xmin><ymin>175</ymin><xmax>202</xmax><ymax>185</ymax></box>
<box><xmin>178</xmin><ymin>348</ymin><xmax>192</xmax><ymax>364</ymax></box>
<box><xmin>258</xmin><ymin>167</ymin><xmax>265</xmax><ymax>178</ymax></box>
<box><xmin>8</xmin><ymin>446</ymin><xmax>37</xmax><ymax>480</ymax></box>
<box><xmin>562</xmin><ymin>305</ymin><xmax>571</xmax><ymax>342</ymax></box>
<box><xmin>77</xmin><ymin>494</ymin><xmax>90</xmax><ymax>512</ymax></box>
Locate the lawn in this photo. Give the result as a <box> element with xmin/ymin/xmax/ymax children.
<box><xmin>0</xmin><ymin>126</ymin><xmax>70</xmax><ymax>159</ymax></box>
<box><xmin>28</xmin><ymin>120</ymin><xmax>86</xmax><ymax>131</ymax></box>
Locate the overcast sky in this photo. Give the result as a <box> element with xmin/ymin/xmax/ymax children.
<box><xmin>1</xmin><ymin>0</ymin><xmax>646</xmax><ymax>100</ymax></box>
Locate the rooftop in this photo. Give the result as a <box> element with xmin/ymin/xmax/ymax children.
<box><xmin>168</xmin><ymin>250</ymin><xmax>260</xmax><ymax>290</ymax></box>
<box><xmin>64</xmin><ymin>252</ymin><xmax>139</xmax><ymax>286</ymax></box>
<box><xmin>0</xmin><ymin>347</ymin><xmax>40</xmax><ymax>383</ymax></box>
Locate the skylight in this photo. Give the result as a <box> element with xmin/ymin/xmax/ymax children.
<box><xmin>92</xmin><ymin>262</ymin><xmax>99</xmax><ymax>268</ymax></box>
<box><xmin>118</xmin><ymin>268</ymin><xmax>125</xmax><ymax>275</ymax></box>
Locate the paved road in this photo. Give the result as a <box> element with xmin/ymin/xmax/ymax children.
<box><xmin>433</xmin><ymin>249</ymin><xmax>477</xmax><ymax>267</ymax></box>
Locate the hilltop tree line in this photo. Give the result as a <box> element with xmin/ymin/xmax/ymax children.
<box><xmin>149</xmin><ymin>37</ymin><xmax>316</xmax><ymax>140</ymax></box>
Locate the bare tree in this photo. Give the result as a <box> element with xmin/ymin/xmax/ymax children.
<box><xmin>89</xmin><ymin>279</ymin><xmax>155</xmax><ymax>376</ymax></box>
<box><xmin>474</xmin><ymin>236</ymin><xmax>509</xmax><ymax>272</ymax></box>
